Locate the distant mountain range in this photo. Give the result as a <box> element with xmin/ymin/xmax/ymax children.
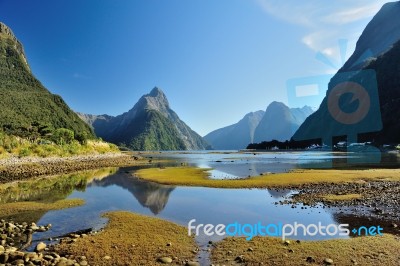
<box><xmin>253</xmin><ymin>102</ymin><xmax>314</xmax><ymax>143</ymax></box>
<box><xmin>204</xmin><ymin>102</ymin><xmax>313</xmax><ymax>150</ymax></box>
<box><xmin>79</xmin><ymin>87</ymin><xmax>210</xmax><ymax>150</ymax></box>
<box><xmin>0</xmin><ymin>22</ymin><xmax>93</xmax><ymax>138</ymax></box>
<box><xmin>204</xmin><ymin>110</ymin><xmax>265</xmax><ymax>150</ymax></box>
<box><xmin>294</xmin><ymin>1</ymin><xmax>400</xmax><ymax>144</ymax></box>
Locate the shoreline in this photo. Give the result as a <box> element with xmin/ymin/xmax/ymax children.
<box><xmin>135</xmin><ymin>166</ymin><xmax>400</xmax><ymax>188</ymax></box>
<box><xmin>135</xmin><ymin>166</ymin><xmax>400</xmax><ymax>224</ymax></box>
<box><xmin>0</xmin><ymin>152</ymin><xmax>146</xmax><ymax>183</ymax></box>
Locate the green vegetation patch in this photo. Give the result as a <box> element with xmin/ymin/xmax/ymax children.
<box><xmin>0</xmin><ymin>168</ymin><xmax>117</xmax><ymax>204</ymax></box>
<box><xmin>113</xmin><ymin>109</ymin><xmax>187</xmax><ymax>151</ymax></box>
<box><xmin>0</xmin><ymin>30</ymin><xmax>94</xmax><ymax>140</ymax></box>
<box><xmin>0</xmin><ymin>131</ymin><xmax>119</xmax><ymax>158</ymax></box>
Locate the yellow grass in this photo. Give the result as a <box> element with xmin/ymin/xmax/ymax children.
<box><xmin>0</xmin><ymin>198</ymin><xmax>84</xmax><ymax>216</ymax></box>
<box><xmin>212</xmin><ymin>234</ymin><xmax>400</xmax><ymax>265</ymax></box>
<box><xmin>135</xmin><ymin>167</ymin><xmax>400</xmax><ymax>188</ymax></box>
<box><xmin>322</xmin><ymin>193</ymin><xmax>362</xmax><ymax>201</ymax></box>
<box><xmin>55</xmin><ymin>211</ymin><xmax>198</xmax><ymax>266</ymax></box>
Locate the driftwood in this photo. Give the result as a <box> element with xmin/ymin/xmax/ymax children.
<box><xmin>20</xmin><ymin>233</ymin><xmax>33</xmax><ymax>251</ymax></box>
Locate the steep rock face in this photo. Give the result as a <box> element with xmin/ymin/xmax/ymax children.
<box><xmin>253</xmin><ymin>102</ymin><xmax>313</xmax><ymax>142</ymax></box>
<box><xmin>204</xmin><ymin>111</ymin><xmax>265</xmax><ymax>150</ymax></box>
<box><xmin>294</xmin><ymin>2</ymin><xmax>400</xmax><ymax>144</ymax></box>
<box><xmin>341</xmin><ymin>1</ymin><xmax>400</xmax><ymax>71</ymax></box>
<box><xmin>80</xmin><ymin>87</ymin><xmax>209</xmax><ymax>150</ymax></box>
<box><xmin>0</xmin><ymin>22</ymin><xmax>29</xmax><ymax>71</ymax></box>
<box><xmin>0</xmin><ymin>22</ymin><xmax>93</xmax><ymax>137</ymax></box>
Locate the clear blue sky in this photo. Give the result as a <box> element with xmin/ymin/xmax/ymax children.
<box><xmin>0</xmin><ymin>0</ymin><xmax>388</xmax><ymax>136</ymax></box>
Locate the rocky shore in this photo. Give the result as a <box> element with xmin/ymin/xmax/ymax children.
<box><xmin>0</xmin><ymin>219</ymin><xmax>91</xmax><ymax>266</ymax></box>
<box><xmin>0</xmin><ymin>153</ymin><xmax>145</xmax><ymax>183</ymax></box>
<box><xmin>274</xmin><ymin>180</ymin><xmax>400</xmax><ymax>228</ymax></box>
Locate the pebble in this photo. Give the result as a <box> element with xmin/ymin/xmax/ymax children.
<box><xmin>306</xmin><ymin>256</ymin><xmax>315</xmax><ymax>263</ymax></box>
<box><xmin>186</xmin><ymin>261</ymin><xmax>200</xmax><ymax>266</ymax></box>
<box><xmin>235</xmin><ymin>255</ymin><xmax>245</xmax><ymax>263</ymax></box>
<box><xmin>158</xmin><ymin>257</ymin><xmax>173</xmax><ymax>264</ymax></box>
<box><xmin>35</xmin><ymin>242</ymin><xmax>46</xmax><ymax>252</ymax></box>
<box><xmin>0</xmin><ymin>253</ymin><xmax>8</xmax><ymax>264</ymax></box>
<box><xmin>324</xmin><ymin>258</ymin><xmax>334</xmax><ymax>265</ymax></box>
<box><xmin>0</xmin><ymin>219</ymin><xmax>87</xmax><ymax>266</ymax></box>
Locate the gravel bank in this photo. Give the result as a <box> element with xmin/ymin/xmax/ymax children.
<box><xmin>273</xmin><ymin>180</ymin><xmax>400</xmax><ymax>228</ymax></box>
<box><xmin>0</xmin><ymin>153</ymin><xmax>144</xmax><ymax>183</ymax></box>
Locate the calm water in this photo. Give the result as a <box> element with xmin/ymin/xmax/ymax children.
<box><xmin>2</xmin><ymin>151</ymin><xmax>399</xmax><ymax>262</ymax></box>
<box><xmin>150</xmin><ymin>150</ymin><xmax>400</xmax><ymax>178</ymax></box>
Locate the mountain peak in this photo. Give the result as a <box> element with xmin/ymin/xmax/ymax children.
<box><xmin>143</xmin><ymin>87</ymin><xmax>169</xmax><ymax>110</ymax></box>
<box><xmin>0</xmin><ymin>22</ymin><xmax>30</xmax><ymax>72</ymax></box>
<box><xmin>0</xmin><ymin>22</ymin><xmax>15</xmax><ymax>38</ymax></box>
<box><xmin>149</xmin><ymin>86</ymin><xmax>164</xmax><ymax>97</ymax></box>
<box><xmin>267</xmin><ymin>101</ymin><xmax>288</xmax><ymax>111</ymax></box>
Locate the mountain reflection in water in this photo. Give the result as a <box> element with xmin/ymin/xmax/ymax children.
<box><xmin>88</xmin><ymin>171</ymin><xmax>175</xmax><ymax>215</ymax></box>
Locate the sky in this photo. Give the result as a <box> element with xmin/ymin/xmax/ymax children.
<box><xmin>0</xmin><ymin>0</ymin><xmax>390</xmax><ymax>136</ymax></box>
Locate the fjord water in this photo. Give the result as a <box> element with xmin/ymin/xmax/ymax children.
<box><xmin>6</xmin><ymin>151</ymin><xmax>399</xmax><ymax>250</ymax></box>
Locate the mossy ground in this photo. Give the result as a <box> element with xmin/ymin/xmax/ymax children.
<box><xmin>55</xmin><ymin>211</ymin><xmax>198</xmax><ymax>266</ymax></box>
<box><xmin>0</xmin><ymin>198</ymin><xmax>84</xmax><ymax>217</ymax></box>
<box><xmin>135</xmin><ymin>167</ymin><xmax>400</xmax><ymax>188</ymax></box>
<box><xmin>212</xmin><ymin>234</ymin><xmax>400</xmax><ymax>265</ymax></box>
<box><xmin>321</xmin><ymin>193</ymin><xmax>362</xmax><ymax>202</ymax></box>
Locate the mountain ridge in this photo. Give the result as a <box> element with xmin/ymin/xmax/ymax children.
<box><xmin>79</xmin><ymin>87</ymin><xmax>209</xmax><ymax>150</ymax></box>
<box><xmin>341</xmin><ymin>1</ymin><xmax>400</xmax><ymax>72</ymax></box>
<box><xmin>0</xmin><ymin>22</ymin><xmax>94</xmax><ymax>139</ymax></box>
<box><xmin>204</xmin><ymin>102</ymin><xmax>313</xmax><ymax>150</ymax></box>
<box><xmin>204</xmin><ymin>110</ymin><xmax>265</xmax><ymax>150</ymax></box>
<box><xmin>294</xmin><ymin>2</ymin><xmax>400</xmax><ymax>144</ymax></box>
<box><xmin>254</xmin><ymin>101</ymin><xmax>314</xmax><ymax>143</ymax></box>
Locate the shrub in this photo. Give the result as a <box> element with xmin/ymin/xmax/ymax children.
<box><xmin>75</xmin><ymin>132</ymin><xmax>88</xmax><ymax>145</ymax></box>
<box><xmin>18</xmin><ymin>146</ymin><xmax>31</xmax><ymax>157</ymax></box>
<box><xmin>53</xmin><ymin>128</ymin><xmax>74</xmax><ymax>145</ymax></box>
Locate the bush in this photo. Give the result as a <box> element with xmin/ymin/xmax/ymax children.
<box><xmin>18</xmin><ymin>146</ymin><xmax>31</xmax><ymax>157</ymax></box>
<box><xmin>75</xmin><ymin>132</ymin><xmax>88</xmax><ymax>145</ymax></box>
<box><xmin>0</xmin><ymin>128</ymin><xmax>120</xmax><ymax>157</ymax></box>
<box><xmin>53</xmin><ymin>128</ymin><xmax>74</xmax><ymax>145</ymax></box>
